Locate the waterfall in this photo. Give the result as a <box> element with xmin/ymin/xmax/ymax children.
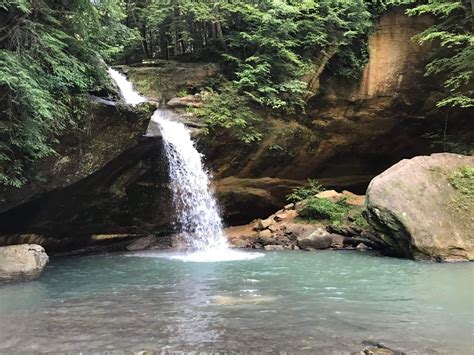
<box><xmin>108</xmin><ymin>67</ymin><xmax>239</xmax><ymax>259</ymax></box>
<box><xmin>108</xmin><ymin>68</ymin><xmax>146</xmax><ymax>106</ymax></box>
<box><xmin>151</xmin><ymin>109</ymin><xmax>228</xmax><ymax>251</ymax></box>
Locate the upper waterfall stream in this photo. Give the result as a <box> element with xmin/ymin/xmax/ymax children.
<box><xmin>108</xmin><ymin>68</ymin><xmax>146</xmax><ymax>106</ymax></box>
<box><xmin>108</xmin><ymin>68</ymin><xmax>261</xmax><ymax>262</ymax></box>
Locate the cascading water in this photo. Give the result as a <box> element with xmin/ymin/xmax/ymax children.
<box><xmin>108</xmin><ymin>68</ymin><xmax>146</xmax><ymax>106</ymax></box>
<box><xmin>151</xmin><ymin>109</ymin><xmax>228</xmax><ymax>251</ymax></box>
<box><xmin>108</xmin><ymin>67</ymin><xmax>260</xmax><ymax>261</ymax></box>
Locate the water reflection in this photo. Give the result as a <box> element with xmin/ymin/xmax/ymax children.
<box><xmin>0</xmin><ymin>251</ymin><xmax>472</xmax><ymax>353</ymax></box>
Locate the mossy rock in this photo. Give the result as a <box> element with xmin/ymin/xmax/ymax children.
<box><xmin>365</xmin><ymin>153</ymin><xmax>474</xmax><ymax>262</ymax></box>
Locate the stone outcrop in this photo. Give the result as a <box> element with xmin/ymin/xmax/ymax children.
<box><xmin>0</xmin><ymin>100</ymin><xmax>174</xmax><ymax>252</ymax></box>
<box><xmin>120</xmin><ymin>61</ymin><xmax>219</xmax><ymax>103</ymax></box>
<box><xmin>0</xmin><ymin>244</ymin><xmax>49</xmax><ymax>282</ymax></box>
<box><xmin>167</xmin><ymin>95</ymin><xmax>203</xmax><ymax>108</ymax></box>
<box><xmin>365</xmin><ymin>153</ymin><xmax>474</xmax><ymax>261</ymax></box>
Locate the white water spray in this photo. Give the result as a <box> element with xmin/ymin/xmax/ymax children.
<box><xmin>108</xmin><ymin>67</ymin><xmax>262</xmax><ymax>262</ymax></box>
<box><xmin>108</xmin><ymin>68</ymin><xmax>146</xmax><ymax>106</ymax></box>
<box><xmin>151</xmin><ymin>109</ymin><xmax>228</xmax><ymax>251</ymax></box>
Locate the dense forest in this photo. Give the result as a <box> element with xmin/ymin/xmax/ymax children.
<box><xmin>0</xmin><ymin>0</ymin><xmax>472</xmax><ymax>188</ymax></box>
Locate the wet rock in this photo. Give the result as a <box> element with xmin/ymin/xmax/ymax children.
<box><xmin>360</xmin><ymin>346</ymin><xmax>394</xmax><ymax>355</ymax></box>
<box><xmin>264</xmin><ymin>245</ymin><xmax>285</xmax><ymax>251</ymax></box>
<box><xmin>0</xmin><ymin>244</ymin><xmax>49</xmax><ymax>282</ymax></box>
<box><xmin>359</xmin><ymin>340</ymin><xmax>404</xmax><ymax>355</ymax></box>
<box><xmin>297</xmin><ymin>228</ymin><xmax>333</xmax><ymax>250</ymax></box>
<box><xmin>167</xmin><ymin>95</ymin><xmax>203</xmax><ymax>108</ymax></box>
<box><xmin>330</xmin><ymin>234</ymin><xmax>345</xmax><ymax>248</ymax></box>
<box><xmin>365</xmin><ymin>153</ymin><xmax>474</xmax><ymax>261</ymax></box>
<box><xmin>283</xmin><ymin>223</ymin><xmax>319</xmax><ymax>241</ymax></box>
<box><xmin>170</xmin><ymin>234</ymin><xmax>188</xmax><ymax>250</ymax></box>
<box><xmin>126</xmin><ymin>236</ymin><xmax>170</xmax><ymax>251</ymax></box>
<box><xmin>225</xmin><ymin>225</ymin><xmax>258</xmax><ymax>248</ymax></box>
<box><xmin>356</xmin><ymin>243</ymin><xmax>369</xmax><ymax>251</ymax></box>
<box><xmin>257</xmin><ymin>229</ymin><xmax>281</xmax><ymax>247</ymax></box>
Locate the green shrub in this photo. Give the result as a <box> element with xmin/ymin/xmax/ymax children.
<box><xmin>286</xmin><ymin>179</ymin><xmax>323</xmax><ymax>202</ymax></box>
<box><xmin>299</xmin><ymin>197</ymin><xmax>350</xmax><ymax>225</ymax></box>
<box><xmin>194</xmin><ymin>83</ymin><xmax>262</xmax><ymax>143</ymax></box>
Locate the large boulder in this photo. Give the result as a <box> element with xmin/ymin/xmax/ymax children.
<box><xmin>365</xmin><ymin>153</ymin><xmax>474</xmax><ymax>261</ymax></box>
<box><xmin>0</xmin><ymin>244</ymin><xmax>49</xmax><ymax>282</ymax></box>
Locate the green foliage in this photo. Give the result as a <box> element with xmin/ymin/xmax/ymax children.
<box><xmin>422</xmin><ymin>130</ymin><xmax>474</xmax><ymax>154</ymax></box>
<box><xmin>404</xmin><ymin>0</ymin><xmax>473</xmax><ymax>108</ymax></box>
<box><xmin>194</xmin><ymin>83</ymin><xmax>262</xmax><ymax>143</ymax></box>
<box><xmin>286</xmin><ymin>179</ymin><xmax>323</xmax><ymax>202</ymax></box>
<box><xmin>123</xmin><ymin>0</ymin><xmax>376</xmax><ymax>136</ymax></box>
<box><xmin>328</xmin><ymin>38</ymin><xmax>370</xmax><ymax>80</ymax></box>
<box><xmin>0</xmin><ymin>0</ymin><xmax>134</xmax><ymax>187</ymax></box>
<box><xmin>449</xmin><ymin>166</ymin><xmax>474</xmax><ymax>196</ymax></box>
<box><xmin>448</xmin><ymin>166</ymin><xmax>474</xmax><ymax>217</ymax></box>
<box><xmin>351</xmin><ymin>210</ymin><xmax>371</xmax><ymax>229</ymax></box>
<box><xmin>299</xmin><ymin>197</ymin><xmax>351</xmax><ymax>225</ymax></box>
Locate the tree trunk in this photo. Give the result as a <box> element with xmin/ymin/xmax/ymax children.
<box><xmin>304</xmin><ymin>44</ymin><xmax>339</xmax><ymax>97</ymax></box>
<box><xmin>215</xmin><ymin>21</ymin><xmax>227</xmax><ymax>51</ymax></box>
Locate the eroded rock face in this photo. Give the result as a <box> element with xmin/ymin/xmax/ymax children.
<box><xmin>365</xmin><ymin>153</ymin><xmax>474</xmax><ymax>261</ymax></box>
<box><xmin>0</xmin><ymin>101</ymin><xmax>174</xmax><ymax>252</ymax></box>
<box><xmin>199</xmin><ymin>9</ymin><xmax>448</xmax><ymax>223</ymax></box>
<box><xmin>0</xmin><ymin>244</ymin><xmax>49</xmax><ymax>282</ymax></box>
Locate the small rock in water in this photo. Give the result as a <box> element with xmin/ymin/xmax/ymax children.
<box><xmin>356</xmin><ymin>243</ymin><xmax>369</xmax><ymax>251</ymax></box>
<box><xmin>360</xmin><ymin>346</ymin><xmax>395</xmax><ymax>355</ymax></box>
<box><xmin>126</xmin><ymin>236</ymin><xmax>158</xmax><ymax>251</ymax></box>
<box><xmin>0</xmin><ymin>244</ymin><xmax>49</xmax><ymax>282</ymax></box>
<box><xmin>330</xmin><ymin>234</ymin><xmax>345</xmax><ymax>249</ymax></box>
<box><xmin>297</xmin><ymin>228</ymin><xmax>333</xmax><ymax>250</ymax></box>
<box><xmin>264</xmin><ymin>245</ymin><xmax>285</xmax><ymax>251</ymax></box>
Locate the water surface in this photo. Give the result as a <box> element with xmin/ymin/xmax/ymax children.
<box><xmin>0</xmin><ymin>251</ymin><xmax>472</xmax><ymax>353</ymax></box>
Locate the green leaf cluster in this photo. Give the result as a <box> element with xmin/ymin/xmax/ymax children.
<box><xmin>0</xmin><ymin>0</ymin><xmax>136</xmax><ymax>187</ymax></box>
<box><xmin>299</xmin><ymin>197</ymin><xmax>351</xmax><ymax>225</ymax></box>
<box><xmin>193</xmin><ymin>83</ymin><xmax>263</xmax><ymax>143</ymax></box>
<box><xmin>404</xmin><ymin>0</ymin><xmax>473</xmax><ymax>108</ymax></box>
<box><xmin>286</xmin><ymin>179</ymin><xmax>323</xmax><ymax>202</ymax></box>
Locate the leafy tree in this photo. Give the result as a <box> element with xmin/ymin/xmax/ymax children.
<box><xmin>405</xmin><ymin>0</ymin><xmax>473</xmax><ymax>108</ymax></box>
<box><xmin>0</xmin><ymin>0</ymin><xmax>136</xmax><ymax>187</ymax></box>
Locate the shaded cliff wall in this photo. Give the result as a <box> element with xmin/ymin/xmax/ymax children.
<box><xmin>204</xmin><ymin>9</ymin><xmax>445</xmax><ymax>224</ymax></box>
<box><xmin>0</xmin><ymin>101</ymin><xmax>174</xmax><ymax>251</ymax></box>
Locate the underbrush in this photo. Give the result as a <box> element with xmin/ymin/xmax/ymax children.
<box><xmin>299</xmin><ymin>197</ymin><xmax>351</xmax><ymax>225</ymax></box>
